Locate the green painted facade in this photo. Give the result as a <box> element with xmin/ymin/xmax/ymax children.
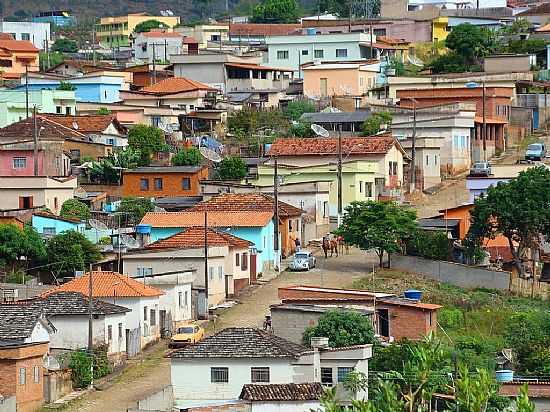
<box><xmin>0</xmin><ymin>89</ymin><xmax>77</xmax><ymax>128</ymax></box>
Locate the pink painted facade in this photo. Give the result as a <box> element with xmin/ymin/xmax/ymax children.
<box><xmin>303</xmin><ymin>64</ymin><xmax>378</xmax><ymax>98</ymax></box>
<box><xmin>0</xmin><ymin>150</ymin><xmax>44</xmax><ymax>176</ymax></box>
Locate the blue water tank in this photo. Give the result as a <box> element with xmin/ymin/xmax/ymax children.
<box><xmin>495</xmin><ymin>370</ymin><xmax>514</xmax><ymax>383</ymax></box>
<box><xmin>404</xmin><ymin>289</ymin><xmax>423</xmax><ymax>301</ymax></box>
<box><xmin>306</xmin><ymin>28</ymin><xmax>316</xmax><ymax>36</ymax></box>
<box><xmin>136</xmin><ymin>224</ymin><xmax>152</xmax><ymax>234</ymax></box>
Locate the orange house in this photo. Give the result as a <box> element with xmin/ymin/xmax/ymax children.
<box><xmin>122</xmin><ymin>165</ymin><xmax>209</xmax><ymax>198</ymax></box>
<box><xmin>0</xmin><ymin>38</ymin><xmax>39</xmax><ymax>80</ymax></box>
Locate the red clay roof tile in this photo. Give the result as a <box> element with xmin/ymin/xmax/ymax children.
<box><xmin>39</xmin><ymin>114</ymin><xmax>127</xmax><ymax>134</ymax></box>
<box><xmin>140</xmin><ymin>211</ymin><xmax>273</xmax><ymax>228</ymax></box>
<box><xmin>140</xmin><ymin>77</ymin><xmax>215</xmax><ymax>95</ymax></box>
<box><xmin>268</xmin><ymin>136</ymin><xmax>396</xmax><ymax>156</ymax></box>
<box><xmin>0</xmin><ymin>39</ymin><xmax>39</xmax><ymax>53</ymax></box>
<box><xmin>147</xmin><ymin>227</ymin><xmax>252</xmax><ymax>249</ymax></box>
<box><xmin>230</xmin><ymin>23</ymin><xmax>301</xmax><ymax>36</ymax></box>
<box><xmin>190</xmin><ymin>193</ymin><xmax>303</xmax><ymax>217</ymax></box>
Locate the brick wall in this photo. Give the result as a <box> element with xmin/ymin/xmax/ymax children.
<box><xmin>377</xmin><ymin>304</ymin><xmax>437</xmax><ymax>341</ymax></box>
<box><xmin>122</xmin><ymin>167</ymin><xmax>208</xmax><ymax>198</ymax></box>
<box><xmin>0</xmin><ymin>360</ymin><xmax>16</xmax><ymax>398</ymax></box>
<box><xmin>278</xmin><ymin>287</ymin><xmax>375</xmax><ymax>303</ymax></box>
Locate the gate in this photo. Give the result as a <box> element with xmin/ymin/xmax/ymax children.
<box><xmin>126</xmin><ymin>327</ymin><xmax>141</xmax><ymax>358</ymax></box>
<box><xmin>250</xmin><ymin>249</ymin><xmax>257</xmax><ymax>284</ymax></box>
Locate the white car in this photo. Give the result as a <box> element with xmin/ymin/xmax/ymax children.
<box><xmin>289</xmin><ymin>251</ymin><xmax>316</xmax><ymax>271</ymax></box>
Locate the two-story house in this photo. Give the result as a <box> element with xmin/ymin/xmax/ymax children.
<box><xmin>0</xmin><ymin>38</ymin><xmax>39</xmax><ymax>80</ymax></box>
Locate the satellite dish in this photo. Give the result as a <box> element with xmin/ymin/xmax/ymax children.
<box><xmin>72</xmin><ymin>121</ymin><xmax>79</xmax><ymax>130</ymax></box>
<box><xmin>200</xmin><ymin>146</ymin><xmax>222</xmax><ymax>163</ymax></box>
<box><xmin>120</xmin><ymin>234</ymin><xmax>139</xmax><ymax>248</ymax></box>
<box><xmin>89</xmin><ymin>219</ymin><xmax>109</xmax><ymax>231</ymax></box>
<box><xmin>311</xmin><ymin>124</ymin><xmax>330</xmax><ymax>138</ymax></box>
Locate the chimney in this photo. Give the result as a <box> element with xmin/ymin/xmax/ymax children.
<box><xmin>311</xmin><ymin>337</ymin><xmax>329</xmax><ymax>383</ymax></box>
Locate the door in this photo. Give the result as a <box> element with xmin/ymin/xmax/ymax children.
<box><xmin>377</xmin><ymin>309</ymin><xmax>390</xmax><ymax>338</ymax></box>
<box><xmin>159</xmin><ymin>310</ymin><xmax>167</xmax><ymax>338</ymax></box>
<box><xmin>250</xmin><ymin>253</ymin><xmax>257</xmax><ymax>284</ymax></box>
<box><xmin>320</xmin><ymin>78</ymin><xmax>328</xmax><ymax>97</ymax></box>
<box><xmin>18</xmin><ymin>196</ymin><xmax>33</xmax><ymax>209</ymax></box>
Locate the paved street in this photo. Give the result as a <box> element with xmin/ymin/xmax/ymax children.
<box><xmin>59</xmin><ymin>248</ymin><xmax>375</xmax><ymax>412</ymax></box>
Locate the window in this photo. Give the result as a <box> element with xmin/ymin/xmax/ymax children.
<box><xmin>118</xmin><ymin>323</ymin><xmax>123</xmax><ymax>339</ymax></box>
<box><xmin>251</xmin><ymin>367</ymin><xmax>270</xmax><ymax>383</ymax></box>
<box><xmin>277</xmin><ymin>50</ymin><xmax>289</xmax><ymax>60</ymax></box>
<box><xmin>150</xmin><ymin>309</ymin><xmax>156</xmax><ymax>326</ymax></box>
<box><xmin>218</xmin><ymin>266</ymin><xmax>223</xmax><ymax>280</ymax></box>
<box><xmin>359</xmin><ymin>181</ymin><xmax>363</xmax><ymax>193</ymax></box>
<box><xmin>323</xmin><ymin>201</ymin><xmax>329</xmax><ymax>218</ymax></box>
<box><xmin>144</xmin><ymin>306</ymin><xmax>148</xmax><ymax>321</ymax></box>
<box><xmin>65</xmin><ymin>106</ymin><xmax>71</xmax><ymax>115</ymax></box>
<box><xmin>137</xmin><ymin>267</ymin><xmax>152</xmax><ymax>277</ymax></box>
<box><xmin>70</xmin><ymin>149</ymin><xmax>81</xmax><ymax>159</ymax></box>
<box><xmin>301</xmin><ymin>49</ymin><xmax>309</xmax><ymax>56</ymax></box>
<box><xmin>365</xmin><ymin>182</ymin><xmax>373</xmax><ymax>197</ymax></box>
<box><xmin>21</xmin><ymin>33</ymin><xmax>30</xmax><ymax>41</ymax></box>
<box><xmin>43</xmin><ymin>227</ymin><xmax>56</xmax><ymax>236</ymax></box>
<box><xmin>389</xmin><ymin>161</ymin><xmax>398</xmax><ymax>176</ymax></box>
<box><xmin>235</xmin><ymin>253</ymin><xmax>240</xmax><ymax>267</ymax></box>
<box><xmin>336</xmin><ymin>48</ymin><xmax>348</xmax><ymax>58</ymax></box>
<box><xmin>107</xmin><ymin>325</ymin><xmax>113</xmax><ymax>341</ymax></box>
<box><xmin>182</xmin><ymin>177</ymin><xmax>191</xmax><ymax>190</ymax></box>
<box><xmin>56</xmin><ymin>106</ymin><xmax>62</xmax><ymax>114</ymax></box>
<box><xmin>140</xmin><ymin>178</ymin><xmax>149</xmax><ymax>191</ymax></box>
<box><xmin>211</xmin><ymin>367</ymin><xmax>229</xmax><ymax>383</ymax></box>
<box><xmin>321</xmin><ymin>367</ymin><xmax>333</xmax><ymax>384</ymax></box>
<box><xmin>154</xmin><ymin>178</ymin><xmax>163</xmax><ymax>190</ymax></box>
<box><xmin>179</xmin><ymin>291</ymin><xmax>183</xmax><ymax>308</ymax></box>
<box><xmin>338</xmin><ymin>367</ymin><xmax>354</xmax><ymax>383</ymax></box>
<box><xmin>151</xmin><ymin>116</ymin><xmax>161</xmax><ymax>127</ymax></box>
<box><xmin>33</xmin><ymin>365</ymin><xmax>40</xmax><ymax>383</ymax></box>
<box><xmin>209</xmin><ymin>266</ymin><xmax>214</xmax><ymax>281</ymax></box>
<box><xmin>19</xmin><ymin>367</ymin><xmax>26</xmax><ymax>385</ymax></box>
<box><xmin>242</xmin><ymin>253</ymin><xmax>248</xmax><ymax>271</ymax></box>
<box><xmin>314</xmin><ymin>49</ymin><xmax>324</xmax><ymax>59</ymax></box>
<box><xmin>19</xmin><ymin>196</ymin><xmax>33</xmax><ymax>209</ymax></box>
<box><xmin>184</xmin><ymin>291</ymin><xmax>188</xmax><ymax>306</ymax></box>
<box><xmin>435</xmin><ymin>155</ymin><xmax>438</xmax><ymax>165</ymax></box>
<box><xmin>426</xmin><ymin>155</ymin><xmax>429</xmax><ymax>166</ymax></box>
<box><xmin>13</xmin><ymin>157</ymin><xmax>26</xmax><ymax>169</ymax></box>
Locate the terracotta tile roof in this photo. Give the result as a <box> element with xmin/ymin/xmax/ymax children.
<box><xmin>486</xmin><ymin>246</ymin><xmax>514</xmax><ymax>263</ymax></box>
<box><xmin>183</xmin><ymin>36</ymin><xmax>199</xmax><ymax>44</ymax></box>
<box><xmin>268</xmin><ymin>136</ymin><xmax>397</xmax><ymax>156</ymax></box>
<box><xmin>146</xmin><ymin>227</ymin><xmax>252</xmax><ymax>249</ymax></box>
<box><xmin>0</xmin><ymin>115</ymin><xmax>86</xmax><ymax>143</ymax></box>
<box><xmin>140</xmin><ymin>211</ymin><xmax>273</xmax><ymax>228</ymax></box>
<box><xmin>141</xmin><ymin>31</ymin><xmax>183</xmax><ymax>38</ymax></box>
<box><xmin>230</xmin><ymin>23</ymin><xmax>301</xmax><ymax>36</ymax></box>
<box><xmin>39</xmin><ymin>114</ymin><xmax>127</xmax><ymax>134</ymax></box>
<box><xmin>140</xmin><ymin>77</ymin><xmax>215</xmax><ymax>95</ymax></box>
<box><xmin>168</xmin><ymin>327</ymin><xmax>306</xmax><ymax>358</ymax></box>
<box><xmin>189</xmin><ymin>193</ymin><xmax>303</xmax><ymax>217</ymax></box>
<box><xmin>240</xmin><ymin>383</ymin><xmax>324</xmax><ymax>402</ymax></box>
<box><xmin>42</xmin><ymin>271</ymin><xmax>164</xmax><ymax>298</ymax></box>
<box><xmin>0</xmin><ymin>33</ymin><xmax>14</xmax><ymax>40</ymax></box>
<box><xmin>0</xmin><ymin>39</ymin><xmax>39</xmax><ymax>53</ymax></box>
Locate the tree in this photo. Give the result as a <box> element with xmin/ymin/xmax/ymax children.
<box><xmin>47</xmin><ymin>230</ymin><xmax>101</xmax><ymax>277</ymax></box>
<box><xmin>216</xmin><ymin>156</ymin><xmax>247</xmax><ymax>180</ymax></box>
<box><xmin>52</xmin><ymin>38</ymin><xmax>78</xmax><ymax>53</ymax></box>
<box><xmin>0</xmin><ymin>224</ymin><xmax>26</xmax><ymax>268</ymax></box>
<box><xmin>39</xmin><ymin>51</ymin><xmax>64</xmax><ymax>71</ymax></box>
<box><xmin>117</xmin><ymin>197</ymin><xmax>155</xmax><ymax>225</ymax></box>
<box><xmin>283</xmin><ymin>100</ymin><xmax>316</xmax><ymax>121</ymax></box>
<box><xmin>338</xmin><ymin>201</ymin><xmax>417</xmax><ymax>267</ymax></box>
<box><xmin>96</xmin><ymin>107</ymin><xmax>111</xmax><ymax>115</ymax></box>
<box><xmin>89</xmin><ymin>148</ymin><xmax>141</xmax><ymax>184</ymax></box>
<box><xmin>251</xmin><ymin>0</ymin><xmax>299</xmax><ymax>23</ymax></box>
<box><xmin>127</xmin><ymin>124</ymin><xmax>165</xmax><ymax>166</ymax></box>
<box><xmin>361</xmin><ymin>112</ymin><xmax>392</xmax><ymax>136</ymax></box>
<box><xmin>172</xmin><ymin>147</ymin><xmax>202</xmax><ymax>166</ymax></box>
<box><xmin>445</xmin><ymin>24</ymin><xmax>495</xmax><ymax>67</ymax></box>
<box><xmin>303</xmin><ymin>310</ymin><xmax>375</xmax><ymax>348</ymax></box>
<box><xmin>21</xmin><ymin>225</ymin><xmax>47</xmax><ymax>268</ymax></box>
<box><xmin>455</xmin><ymin>364</ymin><xmax>499</xmax><ymax>412</ymax></box>
<box><xmin>466</xmin><ymin>166</ymin><xmax>550</xmax><ymax>276</ymax></box>
<box><xmin>60</xmin><ymin>199</ymin><xmax>91</xmax><ymax>221</ymax></box>
<box><xmin>318</xmin><ymin>0</ymin><xmax>380</xmax><ymax>18</ymax></box>
<box><xmin>57</xmin><ymin>81</ymin><xmax>76</xmax><ymax>91</ymax></box>
<box><xmin>289</xmin><ymin>121</ymin><xmax>315</xmax><ymax>137</ymax></box>
<box><xmin>134</xmin><ymin>19</ymin><xmax>168</xmax><ymax>33</ymax></box>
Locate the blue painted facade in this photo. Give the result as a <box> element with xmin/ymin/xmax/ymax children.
<box><xmin>32</xmin><ymin>215</ymin><xmax>85</xmax><ymax>237</ymax></box>
<box><xmin>150</xmin><ymin>221</ymin><xmax>279</xmax><ymax>274</ymax></box>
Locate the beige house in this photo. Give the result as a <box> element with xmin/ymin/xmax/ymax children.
<box><xmin>175</xmin><ymin>24</ymin><xmax>229</xmax><ymax>49</ymax></box>
<box><xmin>0</xmin><ymin>176</ymin><xmax>77</xmax><ymax>214</ymax></box>
<box><xmin>122</xmin><ymin>227</ymin><xmax>253</xmax><ymax>307</ymax></box>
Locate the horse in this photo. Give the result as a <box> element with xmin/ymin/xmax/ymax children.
<box><xmin>322</xmin><ymin>237</ymin><xmax>330</xmax><ymax>259</ymax></box>
<box><xmin>330</xmin><ymin>239</ymin><xmax>339</xmax><ymax>257</ymax></box>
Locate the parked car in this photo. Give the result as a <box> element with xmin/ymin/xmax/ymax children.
<box><xmin>470</xmin><ymin>161</ymin><xmax>492</xmax><ymax>176</ymax></box>
<box><xmin>289</xmin><ymin>251</ymin><xmax>316</xmax><ymax>271</ymax></box>
<box><xmin>169</xmin><ymin>323</ymin><xmax>205</xmax><ymax>348</ymax></box>
<box><xmin>525</xmin><ymin>143</ymin><xmax>546</xmax><ymax>161</ymax></box>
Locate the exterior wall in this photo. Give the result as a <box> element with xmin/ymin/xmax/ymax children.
<box><xmin>172</xmin><ymin>61</ymin><xmax>227</xmax><ymax>92</ymax></box>
<box><xmin>303</xmin><ymin>67</ymin><xmax>378</xmax><ymax>97</ymax></box>
<box><xmin>270</xmin><ymin>308</ymin><xmax>325</xmax><ymax>344</ymax></box>
<box><xmin>121</xmin><ymin>168</ymin><xmax>208</xmax><ymax>198</ymax></box>
<box><xmin>377</xmin><ymin>304</ymin><xmax>437</xmax><ymax>341</ymax></box>
<box><xmin>229</xmin><ymin>247</ymin><xmax>251</xmax><ymax>295</ymax></box>
<box><xmin>0</xmin><ymin>22</ymin><xmax>51</xmax><ymax>49</ymax></box>
<box><xmin>0</xmin><ymin>50</ymin><xmax>39</xmax><ymax>77</ymax></box>
<box><xmin>175</xmin><ymin>24</ymin><xmax>229</xmax><ymax>49</ymax></box>
<box><xmin>133</xmin><ymin>35</ymin><xmax>184</xmax><ymax>63</ymax></box>
<box><xmin>97</xmin><ymin>15</ymin><xmax>180</xmax><ymax>47</ymax></box>
<box><xmin>31</xmin><ymin>215</ymin><xmax>85</xmax><ymax>237</ymax></box>
<box><xmin>48</xmin><ymin>315</ymin><xmax>104</xmax><ymax>350</ymax></box>
<box><xmin>250</xmin><ymin>401</ymin><xmax>321</xmax><ymax>412</ymax></box>
<box><xmin>119</xmin><ymin>91</ymin><xmax>205</xmax><ymax>112</ymax></box>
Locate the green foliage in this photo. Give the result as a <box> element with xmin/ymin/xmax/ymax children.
<box><xmin>516</xmin><ymin>384</ymin><xmax>536</xmax><ymax>412</ymax></box>
<box><xmin>57</xmin><ymin>81</ymin><xmax>76</xmax><ymax>91</ymax></box>
<box><xmin>500</xmin><ymin>18</ymin><xmax>531</xmax><ymax>34</ymax></box>
<box><xmin>134</xmin><ymin>19</ymin><xmax>168</xmax><ymax>33</ymax></box>
<box><xmin>117</xmin><ymin>197</ymin><xmax>155</xmax><ymax>225</ymax></box>
<box><xmin>302</xmin><ymin>310</ymin><xmax>375</xmax><ymax>348</ymax></box>
<box><xmin>466</xmin><ymin>166</ymin><xmax>550</xmax><ymax>276</ymax></box>
<box><xmin>283</xmin><ymin>100</ymin><xmax>316</xmax><ymax>121</ymax></box>
<box><xmin>171</xmin><ymin>147</ymin><xmax>202</xmax><ymax>166</ymax></box>
<box><xmin>438</xmin><ymin>307</ymin><xmax>464</xmax><ymax>330</ymax></box>
<box><xmin>227</xmin><ymin>108</ymin><xmax>289</xmax><ymax>141</ymax></box>
<box><xmin>251</xmin><ymin>0</ymin><xmax>299</xmax><ymax>23</ymax></box>
<box><xmin>52</xmin><ymin>38</ymin><xmax>78</xmax><ymax>53</ymax></box>
<box><xmin>408</xmin><ymin>230</ymin><xmax>450</xmax><ymax>260</ymax></box>
<box><xmin>455</xmin><ymin>364</ymin><xmax>500</xmax><ymax>412</ymax></box>
<box><xmin>318</xmin><ymin>0</ymin><xmax>380</xmax><ymax>18</ymax></box>
<box><xmin>430</xmin><ymin>52</ymin><xmax>474</xmax><ymax>74</ymax></box>
<box><xmin>361</xmin><ymin>112</ymin><xmax>392</xmax><ymax>136</ymax></box>
<box><xmin>98</xmin><ymin>236</ymin><xmax>112</xmax><ymax>245</ymax></box>
<box><xmin>39</xmin><ymin>51</ymin><xmax>64</xmax><ymax>71</ymax></box>
<box><xmin>60</xmin><ymin>199</ymin><xmax>91</xmax><ymax>221</ymax></box>
<box><xmin>47</xmin><ymin>230</ymin><xmax>101</xmax><ymax>277</ymax></box>
<box><xmin>507</xmin><ymin>38</ymin><xmax>547</xmax><ymax>55</ymax></box>
<box><xmin>289</xmin><ymin>121</ymin><xmax>315</xmax><ymax>137</ymax></box>
<box><xmin>338</xmin><ymin>201</ymin><xmax>416</xmax><ymax>267</ymax></box>
<box><xmin>5</xmin><ymin>268</ymin><xmax>28</xmax><ymax>284</ymax></box>
<box><xmin>96</xmin><ymin>107</ymin><xmax>111</xmax><ymax>115</ymax></box>
<box><xmin>388</xmin><ymin>57</ymin><xmax>406</xmax><ymax>76</ymax></box>
<box><xmin>89</xmin><ymin>148</ymin><xmax>142</xmax><ymax>184</ymax></box>
<box><xmin>0</xmin><ymin>224</ymin><xmax>46</xmax><ymax>269</ymax></box>
<box><xmin>216</xmin><ymin>156</ymin><xmax>247</xmax><ymax>181</ymax></box>
<box><xmin>127</xmin><ymin>124</ymin><xmax>165</xmax><ymax>166</ymax></box>
<box><xmin>68</xmin><ymin>345</ymin><xmax>111</xmax><ymax>389</ymax></box>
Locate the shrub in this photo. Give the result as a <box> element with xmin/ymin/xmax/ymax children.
<box><xmin>408</xmin><ymin>230</ymin><xmax>450</xmax><ymax>261</ymax></box>
<box><xmin>438</xmin><ymin>307</ymin><xmax>464</xmax><ymax>331</ymax></box>
<box><xmin>60</xmin><ymin>199</ymin><xmax>91</xmax><ymax>221</ymax></box>
<box><xmin>216</xmin><ymin>156</ymin><xmax>247</xmax><ymax>180</ymax></box>
<box><xmin>172</xmin><ymin>147</ymin><xmax>202</xmax><ymax>166</ymax></box>
<box><xmin>303</xmin><ymin>310</ymin><xmax>375</xmax><ymax>348</ymax></box>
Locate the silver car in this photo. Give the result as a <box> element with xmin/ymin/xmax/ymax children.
<box><xmin>470</xmin><ymin>161</ymin><xmax>492</xmax><ymax>177</ymax></box>
<box><xmin>289</xmin><ymin>251</ymin><xmax>316</xmax><ymax>271</ymax></box>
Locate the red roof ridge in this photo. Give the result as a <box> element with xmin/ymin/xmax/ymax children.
<box><xmin>146</xmin><ymin>227</ymin><xmax>252</xmax><ymax>249</ymax></box>
<box><xmin>140</xmin><ymin>76</ymin><xmax>216</xmax><ymax>95</ymax></box>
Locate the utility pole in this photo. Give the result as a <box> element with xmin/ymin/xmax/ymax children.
<box><xmin>92</xmin><ymin>23</ymin><xmax>97</xmax><ymax>66</ymax></box>
<box><xmin>482</xmin><ymin>81</ymin><xmax>487</xmax><ymax>162</ymax></box>
<box><xmin>33</xmin><ymin>106</ymin><xmax>39</xmax><ymax>176</ymax></box>
<box><xmin>337</xmin><ymin>125</ymin><xmax>343</xmax><ymax>227</ymax></box>
<box><xmin>203</xmin><ymin>211</ymin><xmax>209</xmax><ymax>315</ymax></box>
<box><xmin>273</xmin><ymin>157</ymin><xmax>280</xmax><ymax>274</ymax></box>
<box><xmin>411</xmin><ymin>101</ymin><xmax>418</xmax><ymax>192</ymax></box>
<box><xmin>164</xmin><ymin>39</ymin><xmax>168</xmax><ymax>63</ymax></box>
<box><xmin>87</xmin><ymin>263</ymin><xmax>94</xmax><ymax>389</ymax></box>
<box><xmin>25</xmin><ymin>64</ymin><xmax>29</xmax><ymax>119</ymax></box>
<box><xmin>152</xmin><ymin>43</ymin><xmax>157</xmax><ymax>85</ymax></box>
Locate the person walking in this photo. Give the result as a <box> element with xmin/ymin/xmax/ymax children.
<box><xmin>294</xmin><ymin>237</ymin><xmax>301</xmax><ymax>252</ymax></box>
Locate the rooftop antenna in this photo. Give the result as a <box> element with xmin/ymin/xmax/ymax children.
<box><xmin>311</xmin><ymin>123</ymin><xmax>330</xmax><ymax>138</ymax></box>
<box><xmin>88</xmin><ymin>218</ymin><xmax>108</xmax><ymax>244</ymax></box>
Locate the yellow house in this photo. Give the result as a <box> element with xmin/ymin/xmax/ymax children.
<box><xmin>0</xmin><ymin>39</ymin><xmax>39</xmax><ymax>80</ymax></box>
<box><xmin>97</xmin><ymin>13</ymin><xmax>180</xmax><ymax>47</ymax></box>
<box><xmin>432</xmin><ymin>17</ymin><xmax>449</xmax><ymax>43</ymax></box>
<box><xmin>175</xmin><ymin>24</ymin><xmax>229</xmax><ymax>49</ymax></box>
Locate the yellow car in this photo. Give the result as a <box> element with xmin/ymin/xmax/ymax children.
<box><xmin>169</xmin><ymin>324</ymin><xmax>205</xmax><ymax>348</ymax></box>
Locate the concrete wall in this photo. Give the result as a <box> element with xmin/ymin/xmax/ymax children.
<box><xmin>134</xmin><ymin>385</ymin><xmax>173</xmax><ymax>411</ymax></box>
<box><xmin>43</xmin><ymin>369</ymin><xmax>72</xmax><ymax>403</ymax></box>
<box><xmin>270</xmin><ymin>308</ymin><xmax>323</xmax><ymax>345</ymax></box>
<box><xmin>0</xmin><ymin>395</ymin><xmax>16</xmax><ymax>412</ymax></box>
<box><xmin>392</xmin><ymin>255</ymin><xmax>510</xmax><ymax>290</ymax></box>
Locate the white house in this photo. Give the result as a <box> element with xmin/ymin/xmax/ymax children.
<box><xmin>46</xmin><ymin>271</ymin><xmax>164</xmax><ymax>352</ymax></box>
<box><xmin>132</xmin><ymin>31</ymin><xmax>184</xmax><ymax>64</ymax></box>
<box><xmin>169</xmin><ymin>327</ymin><xmax>372</xmax><ymax>409</ymax></box>
<box><xmin>0</xmin><ymin>304</ymin><xmax>52</xmax><ymax>346</ymax></box>
<box><xmin>0</xmin><ymin>21</ymin><xmax>51</xmax><ymax>49</ymax></box>
<box><xmin>33</xmin><ymin>291</ymin><xmax>130</xmax><ymax>361</ymax></box>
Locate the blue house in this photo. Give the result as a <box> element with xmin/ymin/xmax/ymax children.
<box><xmin>141</xmin><ymin>211</ymin><xmax>279</xmax><ymax>275</ymax></box>
<box><xmin>21</xmin><ymin>72</ymin><xmax>126</xmax><ymax>104</ymax></box>
<box><xmin>32</xmin><ymin>213</ymin><xmax>86</xmax><ymax>238</ymax></box>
